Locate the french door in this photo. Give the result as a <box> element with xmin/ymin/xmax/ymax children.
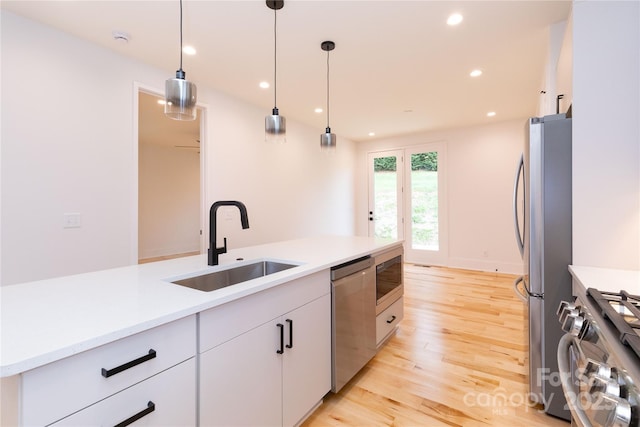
<box><xmin>367</xmin><ymin>151</ymin><xmax>404</xmax><ymax>240</ymax></box>
<box><xmin>367</xmin><ymin>143</ymin><xmax>447</xmax><ymax>266</ymax></box>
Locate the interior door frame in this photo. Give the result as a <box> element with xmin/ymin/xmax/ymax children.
<box><xmin>132</xmin><ymin>82</ymin><xmax>208</xmax><ymax>263</ymax></box>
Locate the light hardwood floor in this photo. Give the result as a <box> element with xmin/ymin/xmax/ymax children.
<box><xmin>303</xmin><ymin>264</ymin><xmax>570</xmax><ymax>427</ymax></box>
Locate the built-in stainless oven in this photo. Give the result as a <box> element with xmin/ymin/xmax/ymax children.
<box><xmin>374</xmin><ymin>246</ymin><xmax>403</xmax><ymax>315</ymax></box>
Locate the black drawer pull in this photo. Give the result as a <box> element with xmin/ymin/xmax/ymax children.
<box><xmin>276</xmin><ymin>323</ymin><xmax>284</xmax><ymax>354</ymax></box>
<box><xmin>286</xmin><ymin>319</ymin><xmax>293</xmax><ymax>349</ymax></box>
<box><xmin>386</xmin><ymin>315</ymin><xmax>397</xmax><ymax>324</ymax></box>
<box><xmin>113</xmin><ymin>401</ymin><xmax>155</xmax><ymax>427</ymax></box>
<box><xmin>101</xmin><ymin>349</ymin><xmax>156</xmax><ymax>378</ymax></box>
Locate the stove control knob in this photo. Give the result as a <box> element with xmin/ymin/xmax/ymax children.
<box><xmin>581</xmin><ymin>359</ymin><xmax>612</xmax><ymax>379</ymax></box>
<box><xmin>557</xmin><ymin>300</ymin><xmax>576</xmax><ymax>318</ymax></box>
<box><xmin>589</xmin><ymin>374</ymin><xmax>621</xmax><ymax>397</ymax></box>
<box><xmin>557</xmin><ymin>301</ymin><xmax>577</xmax><ymax>324</ymax></box>
<box><xmin>577</xmin><ymin>318</ymin><xmax>594</xmax><ymax>340</ymax></box>
<box><xmin>561</xmin><ymin>309</ymin><xmax>585</xmax><ymax>337</ymax></box>
<box><xmin>592</xmin><ymin>392</ymin><xmax>632</xmax><ymax>427</ymax></box>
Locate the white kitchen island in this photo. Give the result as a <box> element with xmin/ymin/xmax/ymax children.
<box><xmin>0</xmin><ymin>235</ymin><xmax>401</xmax><ymax>426</ymax></box>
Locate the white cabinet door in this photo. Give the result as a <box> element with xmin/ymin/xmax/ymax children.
<box><xmin>282</xmin><ymin>294</ymin><xmax>331</xmax><ymax>427</ymax></box>
<box><xmin>200</xmin><ymin>319</ymin><xmax>282</xmax><ymax>427</ymax></box>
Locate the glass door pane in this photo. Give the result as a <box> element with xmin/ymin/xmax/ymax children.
<box><xmin>368</xmin><ymin>151</ymin><xmax>403</xmax><ymax>240</ymax></box>
<box><xmin>410</xmin><ymin>152</ymin><xmax>439</xmax><ymax>250</ymax></box>
<box><xmin>405</xmin><ymin>143</ymin><xmax>447</xmax><ymax>265</ymax></box>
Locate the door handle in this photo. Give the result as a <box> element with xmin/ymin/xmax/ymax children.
<box><xmin>276</xmin><ymin>323</ymin><xmax>284</xmax><ymax>354</ymax></box>
<box><xmin>101</xmin><ymin>349</ymin><xmax>156</xmax><ymax>378</ymax></box>
<box><xmin>113</xmin><ymin>401</ymin><xmax>155</xmax><ymax>427</ymax></box>
<box><xmin>513</xmin><ymin>154</ymin><xmax>525</xmax><ymax>258</ymax></box>
<box><xmin>513</xmin><ymin>276</ymin><xmax>528</xmax><ymax>303</ymax></box>
<box><xmin>285</xmin><ymin>319</ymin><xmax>293</xmax><ymax>349</ymax></box>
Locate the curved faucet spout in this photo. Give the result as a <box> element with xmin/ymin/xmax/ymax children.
<box><xmin>208</xmin><ymin>201</ymin><xmax>250</xmax><ymax>266</ymax></box>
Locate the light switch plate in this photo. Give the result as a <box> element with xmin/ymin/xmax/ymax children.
<box><xmin>63</xmin><ymin>213</ymin><xmax>82</xmax><ymax>228</ymax></box>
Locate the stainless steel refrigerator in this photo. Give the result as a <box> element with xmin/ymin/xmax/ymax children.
<box><xmin>513</xmin><ymin>113</ymin><xmax>572</xmax><ymax>421</ymax></box>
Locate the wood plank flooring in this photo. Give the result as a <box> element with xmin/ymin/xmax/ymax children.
<box><xmin>303</xmin><ymin>264</ymin><xmax>570</xmax><ymax>427</ymax></box>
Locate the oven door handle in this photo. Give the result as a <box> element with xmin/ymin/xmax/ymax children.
<box><xmin>557</xmin><ymin>333</ymin><xmax>593</xmax><ymax>427</ymax></box>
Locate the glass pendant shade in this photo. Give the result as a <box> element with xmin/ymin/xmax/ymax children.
<box><xmin>320</xmin><ymin>127</ymin><xmax>336</xmax><ymax>152</ymax></box>
<box><xmin>265</xmin><ymin>108</ymin><xmax>286</xmax><ymax>143</ymax></box>
<box><xmin>165</xmin><ymin>71</ymin><xmax>197</xmax><ymax>121</ymax></box>
<box><xmin>165</xmin><ymin>0</ymin><xmax>197</xmax><ymax>121</ymax></box>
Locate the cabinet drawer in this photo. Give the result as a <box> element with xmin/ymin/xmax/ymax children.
<box><xmin>52</xmin><ymin>358</ymin><xmax>196</xmax><ymax>426</ymax></box>
<box><xmin>22</xmin><ymin>315</ymin><xmax>196</xmax><ymax>426</ymax></box>
<box><xmin>376</xmin><ymin>296</ymin><xmax>403</xmax><ymax>347</ymax></box>
<box><xmin>199</xmin><ymin>270</ymin><xmax>330</xmax><ymax>353</ymax></box>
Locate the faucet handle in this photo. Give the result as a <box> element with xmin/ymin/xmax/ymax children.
<box><xmin>216</xmin><ymin>237</ymin><xmax>227</xmax><ymax>255</ymax></box>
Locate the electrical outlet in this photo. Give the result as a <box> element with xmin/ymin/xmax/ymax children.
<box><xmin>63</xmin><ymin>213</ymin><xmax>82</xmax><ymax>229</ymax></box>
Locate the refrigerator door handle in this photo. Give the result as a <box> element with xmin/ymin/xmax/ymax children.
<box><xmin>513</xmin><ymin>276</ymin><xmax>528</xmax><ymax>303</ymax></box>
<box><xmin>513</xmin><ymin>153</ymin><xmax>525</xmax><ymax>257</ymax></box>
<box><xmin>513</xmin><ymin>275</ymin><xmax>544</xmax><ymax>301</ymax></box>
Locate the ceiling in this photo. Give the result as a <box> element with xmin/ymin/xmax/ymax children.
<box><xmin>2</xmin><ymin>1</ymin><xmax>571</xmax><ymax>142</ymax></box>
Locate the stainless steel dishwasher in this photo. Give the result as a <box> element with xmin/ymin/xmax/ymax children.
<box><xmin>330</xmin><ymin>255</ymin><xmax>376</xmax><ymax>393</ymax></box>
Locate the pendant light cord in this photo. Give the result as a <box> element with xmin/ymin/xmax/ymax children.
<box><xmin>326</xmin><ymin>50</ymin><xmax>330</xmax><ymax>129</ymax></box>
<box><xmin>179</xmin><ymin>0</ymin><xmax>184</xmax><ymax>71</ymax></box>
<box><xmin>273</xmin><ymin>7</ymin><xmax>278</xmax><ymax>109</ymax></box>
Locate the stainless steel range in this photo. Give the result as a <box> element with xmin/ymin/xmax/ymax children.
<box><xmin>557</xmin><ymin>267</ymin><xmax>640</xmax><ymax>427</ymax></box>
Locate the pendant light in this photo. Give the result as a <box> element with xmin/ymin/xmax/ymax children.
<box><xmin>165</xmin><ymin>0</ymin><xmax>197</xmax><ymax>121</ymax></box>
<box><xmin>320</xmin><ymin>41</ymin><xmax>336</xmax><ymax>151</ymax></box>
<box><xmin>265</xmin><ymin>0</ymin><xmax>286</xmax><ymax>143</ymax></box>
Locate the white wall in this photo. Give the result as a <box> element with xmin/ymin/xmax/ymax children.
<box><xmin>356</xmin><ymin>119</ymin><xmax>527</xmax><ymax>274</ymax></box>
<box><xmin>572</xmin><ymin>0</ymin><xmax>640</xmax><ymax>270</ymax></box>
<box><xmin>138</xmin><ymin>143</ymin><xmax>200</xmax><ymax>260</ymax></box>
<box><xmin>0</xmin><ymin>11</ymin><xmax>357</xmax><ymax>285</ymax></box>
<box><xmin>537</xmin><ymin>19</ymin><xmax>569</xmax><ymax>116</ymax></box>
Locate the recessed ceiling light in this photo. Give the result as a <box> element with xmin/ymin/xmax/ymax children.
<box><xmin>447</xmin><ymin>13</ymin><xmax>463</xmax><ymax>26</ymax></box>
<box><xmin>182</xmin><ymin>45</ymin><xmax>196</xmax><ymax>55</ymax></box>
<box><xmin>368</xmin><ymin>132</ymin><xmax>376</xmax><ymax>137</ymax></box>
<box><xmin>487</xmin><ymin>111</ymin><xmax>496</xmax><ymax>117</ymax></box>
<box><xmin>470</xmin><ymin>69</ymin><xmax>482</xmax><ymax>77</ymax></box>
<box><xmin>259</xmin><ymin>81</ymin><xmax>270</xmax><ymax>89</ymax></box>
<box><xmin>314</xmin><ymin>107</ymin><xmax>323</xmax><ymax>113</ymax></box>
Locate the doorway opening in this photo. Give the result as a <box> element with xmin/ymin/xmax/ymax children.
<box><xmin>137</xmin><ymin>90</ymin><xmax>203</xmax><ymax>264</ymax></box>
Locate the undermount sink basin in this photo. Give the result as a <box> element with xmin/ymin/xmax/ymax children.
<box><xmin>171</xmin><ymin>260</ymin><xmax>298</xmax><ymax>292</ymax></box>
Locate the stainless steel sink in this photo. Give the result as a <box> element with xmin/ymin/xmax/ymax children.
<box><xmin>171</xmin><ymin>260</ymin><xmax>298</xmax><ymax>292</ymax></box>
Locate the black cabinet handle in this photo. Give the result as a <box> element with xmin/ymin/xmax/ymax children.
<box><xmin>386</xmin><ymin>315</ymin><xmax>397</xmax><ymax>324</ymax></box>
<box><xmin>101</xmin><ymin>349</ymin><xmax>156</xmax><ymax>378</ymax></box>
<box><xmin>285</xmin><ymin>319</ymin><xmax>293</xmax><ymax>349</ymax></box>
<box><xmin>276</xmin><ymin>323</ymin><xmax>284</xmax><ymax>354</ymax></box>
<box><xmin>113</xmin><ymin>401</ymin><xmax>155</xmax><ymax>427</ymax></box>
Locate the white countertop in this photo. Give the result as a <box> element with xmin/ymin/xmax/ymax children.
<box><xmin>0</xmin><ymin>235</ymin><xmax>401</xmax><ymax>378</ymax></box>
<box><xmin>569</xmin><ymin>265</ymin><xmax>640</xmax><ymax>295</ymax></box>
